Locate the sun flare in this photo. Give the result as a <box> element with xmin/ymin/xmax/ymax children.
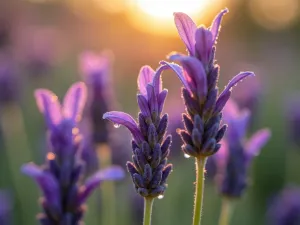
<box><xmin>135</xmin><ymin>0</ymin><xmax>210</xmax><ymax>19</ymax></box>
<box><xmin>127</xmin><ymin>0</ymin><xmax>222</xmax><ymax>35</ymax></box>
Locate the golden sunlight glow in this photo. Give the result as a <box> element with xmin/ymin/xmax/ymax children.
<box><xmin>135</xmin><ymin>0</ymin><xmax>209</xmax><ymax>19</ymax></box>
<box><xmin>249</xmin><ymin>0</ymin><xmax>299</xmax><ymax>30</ymax></box>
<box><xmin>127</xmin><ymin>0</ymin><xmax>222</xmax><ymax>35</ymax></box>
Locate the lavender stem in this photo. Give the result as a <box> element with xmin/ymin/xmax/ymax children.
<box><xmin>218</xmin><ymin>198</ymin><xmax>234</xmax><ymax>225</ymax></box>
<box><xmin>193</xmin><ymin>157</ymin><xmax>207</xmax><ymax>225</ymax></box>
<box><xmin>96</xmin><ymin>144</ymin><xmax>116</xmax><ymax>225</ymax></box>
<box><xmin>143</xmin><ymin>197</ymin><xmax>154</xmax><ymax>225</ymax></box>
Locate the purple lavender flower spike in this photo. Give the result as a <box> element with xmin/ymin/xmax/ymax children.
<box><xmin>169</xmin><ymin>9</ymin><xmax>254</xmax><ymax>158</ymax></box>
<box><xmin>214</xmin><ymin>100</ymin><xmax>271</xmax><ymax>197</ymax></box>
<box><xmin>286</xmin><ymin>95</ymin><xmax>300</xmax><ymax>148</ymax></box>
<box><xmin>80</xmin><ymin>51</ymin><xmax>115</xmax><ymax>144</ymax></box>
<box><xmin>267</xmin><ymin>186</ymin><xmax>300</xmax><ymax>225</ymax></box>
<box><xmin>104</xmin><ymin>64</ymin><xmax>175</xmax><ymax>198</ymax></box>
<box><xmin>0</xmin><ymin>191</ymin><xmax>12</xmax><ymax>225</ymax></box>
<box><xmin>22</xmin><ymin>82</ymin><xmax>124</xmax><ymax>224</ymax></box>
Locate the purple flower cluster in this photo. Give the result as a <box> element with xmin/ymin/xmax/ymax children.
<box><xmin>21</xmin><ymin>82</ymin><xmax>123</xmax><ymax>224</ymax></box>
<box><xmin>267</xmin><ymin>187</ymin><xmax>300</xmax><ymax>225</ymax></box>
<box><xmin>214</xmin><ymin>100</ymin><xmax>270</xmax><ymax>197</ymax></box>
<box><xmin>168</xmin><ymin>9</ymin><xmax>255</xmax><ymax>158</ymax></box>
<box><xmin>104</xmin><ymin>64</ymin><xmax>180</xmax><ymax>198</ymax></box>
<box><xmin>80</xmin><ymin>51</ymin><xmax>114</xmax><ymax>144</ymax></box>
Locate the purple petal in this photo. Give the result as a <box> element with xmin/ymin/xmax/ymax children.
<box><xmin>137</xmin><ymin>94</ymin><xmax>151</xmax><ymax>118</ymax></box>
<box><xmin>159</xmin><ymin>60</ymin><xmax>190</xmax><ymax>93</ymax></box>
<box><xmin>63</xmin><ymin>82</ymin><xmax>87</xmax><ymax>123</ymax></box>
<box><xmin>214</xmin><ymin>140</ymin><xmax>229</xmax><ymax>172</ymax></box>
<box><xmin>79</xmin><ymin>51</ymin><xmax>111</xmax><ymax>78</ymax></box>
<box><xmin>169</xmin><ymin>55</ymin><xmax>207</xmax><ymax>99</ymax></box>
<box><xmin>137</xmin><ymin>66</ymin><xmax>155</xmax><ymax>97</ymax></box>
<box><xmin>103</xmin><ymin>111</ymin><xmax>144</xmax><ymax>143</ymax></box>
<box><xmin>78</xmin><ymin>166</ymin><xmax>124</xmax><ymax>204</ymax></box>
<box><xmin>216</xmin><ymin>72</ymin><xmax>255</xmax><ymax>113</ymax></box>
<box><xmin>21</xmin><ymin>163</ymin><xmax>60</xmax><ymax>210</ymax></box>
<box><xmin>246</xmin><ymin>128</ymin><xmax>271</xmax><ymax>157</ymax></box>
<box><xmin>158</xmin><ymin>89</ymin><xmax>168</xmax><ymax>114</ymax></box>
<box><xmin>195</xmin><ymin>27</ymin><xmax>213</xmax><ymax>64</ymax></box>
<box><xmin>173</xmin><ymin>12</ymin><xmax>197</xmax><ymax>56</ymax></box>
<box><xmin>210</xmin><ymin>8</ymin><xmax>229</xmax><ymax>43</ymax></box>
<box><xmin>223</xmin><ymin>99</ymin><xmax>251</xmax><ymax>141</ymax></box>
<box><xmin>35</xmin><ymin>89</ymin><xmax>62</xmax><ymax>129</ymax></box>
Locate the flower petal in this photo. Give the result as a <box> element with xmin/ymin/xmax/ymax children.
<box><xmin>159</xmin><ymin>60</ymin><xmax>190</xmax><ymax>93</ymax></box>
<box><xmin>214</xmin><ymin>140</ymin><xmax>229</xmax><ymax>173</ymax></box>
<box><xmin>21</xmin><ymin>163</ymin><xmax>60</xmax><ymax>210</ymax></box>
<box><xmin>63</xmin><ymin>82</ymin><xmax>87</xmax><ymax>123</ymax></box>
<box><xmin>35</xmin><ymin>89</ymin><xmax>62</xmax><ymax>129</ymax></box>
<box><xmin>195</xmin><ymin>27</ymin><xmax>213</xmax><ymax>64</ymax></box>
<box><xmin>78</xmin><ymin>166</ymin><xmax>124</xmax><ymax>204</ymax></box>
<box><xmin>79</xmin><ymin>51</ymin><xmax>111</xmax><ymax>79</ymax></box>
<box><xmin>137</xmin><ymin>65</ymin><xmax>155</xmax><ymax>97</ymax></box>
<box><xmin>103</xmin><ymin>111</ymin><xmax>144</xmax><ymax>143</ymax></box>
<box><xmin>246</xmin><ymin>128</ymin><xmax>271</xmax><ymax>157</ymax></box>
<box><xmin>215</xmin><ymin>72</ymin><xmax>254</xmax><ymax>113</ymax></box>
<box><xmin>210</xmin><ymin>8</ymin><xmax>229</xmax><ymax>43</ymax></box>
<box><xmin>169</xmin><ymin>55</ymin><xmax>207</xmax><ymax>99</ymax></box>
<box><xmin>137</xmin><ymin>94</ymin><xmax>151</xmax><ymax>118</ymax></box>
<box><xmin>173</xmin><ymin>12</ymin><xmax>197</xmax><ymax>56</ymax></box>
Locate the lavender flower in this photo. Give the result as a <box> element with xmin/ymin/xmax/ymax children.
<box><xmin>103</xmin><ymin>64</ymin><xmax>180</xmax><ymax>198</ymax></box>
<box><xmin>21</xmin><ymin>82</ymin><xmax>124</xmax><ymax>224</ymax></box>
<box><xmin>0</xmin><ymin>53</ymin><xmax>19</xmax><ymax>106</ymax></box>
<box><xmin>80</xmin><ymin>51</ymin><xmax>114</xmax><ymax>144</ymax></box>
<box><xmin>167</xmin><ymin>9</ymin><xmax>255</xmax><ymax>158</ymax></box>
<box><xmin>286</xmin><ymin>96</ymin><xmax>300</xmax><ymax>148</ymax></box>
<box><xmin>0</xmin><ymin>191</ymin><xmax>12</xmax><ymax>225</ymax></box>
<box><xmin>267</xmin><ymin>187</ymin><xmax>300</xmax><ymax>225</ymax></box>
<box><xmin>214</xmin><ymin>100</ymin><xmax>271</xmax><ymax>197</ymax></box>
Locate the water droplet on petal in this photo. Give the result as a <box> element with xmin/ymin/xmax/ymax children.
<box><xmin>113</xmin><ymin>123</ymin><xmax>121</xmax><ymax>128</ymax></box>
<box><xmin>158</xmin><ymin>195</ymin><xmax>164</xmax><ymax>199</ymax></box>
<box><xmin>184</xmin><ymin>153</ymin><xmax>191</xmax><ymax>158</ymax></box>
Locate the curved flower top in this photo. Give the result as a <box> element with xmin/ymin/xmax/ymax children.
<box><xmin>214</xmin><ymin>100</ymin><xmax>271</xmax><ymax>197</ymax></box>
<box><xmin>35</xmin><ymin>82</ymin><xmax>87</xmax><ymax>130</ymax></box>
<box><xmin>173</xmin><ymin>8</ymin><xmax>228</xmax><ymax>59</ymax></box>
<box><xmin>267</xmin><ymin>186</ymin><xmax>300</xmax><ymax>225</ymax></box>
<box><xmin>104</xmin><ymin>62</ymin><xmax>181</xmax><ymax>145</ymax></box>
<box><xmin>79</xmin><ymin>51</ymin><xmax>112</xmax><ymax>84</ymax></box>
<box><xmin>169</xmin><ymin>9</ymin><xmax>255</xmax><ymax>114</ymax></box>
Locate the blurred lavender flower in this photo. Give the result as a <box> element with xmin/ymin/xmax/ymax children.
<box><xmin>233</xmin><ymin>76</ymin><xmax>261</xmax><ymax>113</ymax></box>
<box><xmin>80</xmin><ymin>51</ymin><xmax>115</xmax><ymax>144</ymax></box>
<box><xmin>214</xmin><ymin>100</ymin><xmax>271</xmax><ymax>197</ymax></box>
<box><xmin>21</xmin><ymin>82</ymin><xmax>124</xmax><ymax>224</ymax></box>
<box><xmin>0</xmin><ymin>53</ymin><xmax>19</xmax><ymax>106</ymax></box>
<box><xmin>0</xmin><ymin>191</ymin><xmax>12</xmax><ymax>225</ymax></box>
<box><xmin>286</xmin><ymin>95</ymin><xmax>300</xmax><ymax>148</ymax></box>
<box><xmin>104</xmin><ymin>64</ymin><xmax>181</xmax><ymax>198</ymax></box>
<box><xmin>167</xmin><ymin>9</ymin><xmax>255</xmax><ymax>158</ymax></box>
<box><xmin>267</xmin><ymin>187</ymin><xmax>300</xmax><ymax>225</ymax></box>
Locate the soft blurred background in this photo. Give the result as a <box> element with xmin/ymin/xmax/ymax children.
<box><xmin>0</xmin><ymin>0</ymin><xmax>300</xmax><ymax>224</ymax></box>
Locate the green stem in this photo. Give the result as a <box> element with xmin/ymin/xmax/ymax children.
<box><xmin>218</xmin><ymin>198</ymin><xmax>234</xmax><ymax>225</ymax></box>
<box><xmin>193</xmin><ymin>156</ymin><xmax>207</xmax><ymax>225</ymax></box>
<box><xmin>143</xmin><ymin>197</ymin><xmax>154</xmax><ymax>225</ymax></box>
<box><xmin>96</xmin><ymin>144</ymin><xmax>116</xmax><ymax>225</ymax></box>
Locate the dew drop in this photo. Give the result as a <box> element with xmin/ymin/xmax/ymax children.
<box><xmin>184</xmin><ymin>153</ymin><xmax>191</xmax><ymax>158</ymax></box>
<box><xmin>158</xmin><ymin>195</ymin><xmax>164</xmax><ymax>199</ymax></box>
<box><xmin>113</xmin><ymin>123</ymin><xmax>121</xmax><ymax>128</ymax></box>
